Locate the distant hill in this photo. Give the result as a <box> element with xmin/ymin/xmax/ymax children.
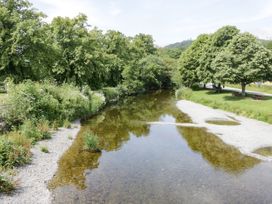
<box><xmin>259</xmin><ymin>39</ymin><xmax>272</xmax><ymax>50</ymax></box>
<box><xmin>164</xmin><ymin>40</ymin><xmax>193</xmax><ymax>49</ymax></box>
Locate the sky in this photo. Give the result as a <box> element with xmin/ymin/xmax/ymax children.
<box><xmin>30</xmin><ymin>0</ymin><xmax>272</xmax><ymax>46</ymax></box>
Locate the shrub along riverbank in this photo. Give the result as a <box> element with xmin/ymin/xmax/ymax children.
<box><xmin>176</xmin><ymin>87</ymin><xmax>272</xmax><ymax>124</ymax></box>
<box><xmin>0</xmin><ymin>81</ymin><xmax>123</xmax><ymax>193</ymax></box>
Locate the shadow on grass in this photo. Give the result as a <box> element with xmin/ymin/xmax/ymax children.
<box><xmin>223</xmin><ymin>95</ymin><xmax>272</xmax><ymax>101</ymax></box>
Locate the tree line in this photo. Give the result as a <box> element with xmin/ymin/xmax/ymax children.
<box><xmin>0</xmin><ymin>0</ymin><xmax>174</xmax><ymax>94</ymax></box>
<box><xmin>1</xmin><ymin>1</ymin><xmax>272</xmax><ymax>96</ymax></box>
<box><xmin>178</xmin><ymin>26</ymin><xmax>272</xmax><ymax>95</ymax></box>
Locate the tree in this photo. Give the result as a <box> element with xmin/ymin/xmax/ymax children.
<box><xmin>50</xmin><ymin>14</ymin><xmax>108</xmax><ymax>88</ymax></box>
<box><xmin>0</xmin><ymin>0</ymin><xmax>53</xmax><ymax>81</ymax></box>
<box><xmin>213</xmin><ymin>33</ymin><xmax>272</xmax><ymax>96</ymax></box>
<box><xmin>103</xmin><ymin>30</ymin><xmax>130</xmax><ymax>87</ymax></box>
<box><xmin>178</xmin><ymin>34</ymin><xmax>210</xmax><ymax>87</ymax></box>
<box><xmin>122</xmin><ymin>55</ymin><xmax>170</xmax><ymax>94</ymax></box>
<box><xmin>131</xmin><ymin>33</ymin><xmax>157</xmax><ymax>59</ymax></box>
<box><xmin>198</xmin><ymin>26</ymin><xmax>240</xmax><ymax>88</ymax></box>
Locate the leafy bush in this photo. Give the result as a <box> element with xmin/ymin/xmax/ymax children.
<box><xmin>90</xmin><ymin>92</ymin><xmax>105</xmax><ymax>113</ymax></box>
<box><xmin>84</xmin><ymin>132</ymin><xmax>100</xmax><ymax>151</ymax></box>
<box><xmin>20</xmin><ymin>120</ymin><xmax>43</xmax><ymax>143</ymax></box>
<box><xmin>4</xmin><ymin>81</ymin><xmax>96</xmax><ymax>126</ymax></box>
<box><xmin>40</xmin><ymin>146</ymin><xmax>49</xmax><ymax>153</ymax></box>
<box><xmin>0</xmin><ymin>175</ymin><xmax>15</xmax><ymax>193</ymax></box>
<box><xmin>0</xmin><ymin>137</ymin><xmax>31</xmax><ymax>168</ymax></box>
<box><xmin>5</xmin><ymin>81</ymin><xmax>60</xmax><ymax>125</ymax></box>
<box><xmin>62</xmin><ymin>119</ymin><xmax>71</xmax><ymax>128</ymax></box>
<box><xmin>101</xmin><ymin>87</ymin><xmax>120</xmax><ymax>103</ymax></box>
<box><xmin>7</xmin><ymin>131</ymin><xmax>32</xmax><ymax>150</ymax></box>
<box><xmin>36</xmin><ymin>119</ymin><xmax>51</xmax><ymax>139</ymax></box>
<box><xmin>175</xmin><ymin>87</ymin><xmax>193</xmax><ymax>100</ymax></box>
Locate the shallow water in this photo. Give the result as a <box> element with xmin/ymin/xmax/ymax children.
<box><xmin>50</xmin><ymin>91</ymin><xmax>272</xmax><ymax>204</ymax></box>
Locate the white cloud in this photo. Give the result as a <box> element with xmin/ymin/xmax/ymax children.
<box><xmin>29</xmin><ymin>0</ymin><xmax>272</xmax><ymax>45</ymax></box>
<box><xmin>32</xmin><ymin>0</ymin><xmax>102</xmax><ymax>25</ymax></box>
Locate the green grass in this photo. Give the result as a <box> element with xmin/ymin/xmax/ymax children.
<box><xmin>0</xmin><ymin>175</ymin><xmax>15</xmax><ymax>193</ymax></box>
<box><xmin>227</xmin><ymin>83</ymin><xmax>272</xmax><ymax>94</ymax></box>
<box><xmin>40</xmin><ymin>146</ymin><xmax>49</xmax><ymax>153</ymax></box>
<box><xmin>181</xmin><ymin>89</ymin><xmax>272</xmax><ymax>124</ymax></box>
<box><xmin>84</xmin><ymin>132</ymin><xmax>100</xmax><ymax>152</ymax></box>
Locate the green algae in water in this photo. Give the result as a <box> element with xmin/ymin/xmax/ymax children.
<box><xmin>253</xmin><ymin>146</ymin><xmax>272</xmax><ymax>156</ymax></box>
<box><xmin>205</xmin><ymin>119</ymin><xmax>240</xmax><ymax>126</ymax></box>
<box><xmin>48</xmin><ymin>91</ymin><xmax>272</xmax><ymax>204</ymax></box>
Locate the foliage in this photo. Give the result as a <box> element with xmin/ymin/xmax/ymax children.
<box><xmin>101</xmin><ymin>87</ymin><xmax>121</xmax><ymax>103</ymax></box>
<box><xmin>175</xmin><ymin>87</ymin><xmax>193</xmax><ymax>100</ymax></box>
<box><xmin>0</xmin><ymin>174</ymin><xmax>15</xmax><ymax>193</ymax></box>
<box><xmin>90</xmin><ymin>92</ymin><xmax>106</xmax><ymax>113</ymax></box>
<box><xmin>20</xmin><ymin>120</ymin><xmax>44</xmax><ymax>142</ymax></box>
<box><xmin>197</xmin><ymin>26</ymin><xmax>240</xmax><ymax>84</ymax></box>
<box><xmin>213</xmin><ymin>33</ymin><xmax>272</xmax><ymax>95</ymax></box>
<box><xmin>178</xmin><ymin>34</ymin><xmax>210</xmax><ymax>87</ymax></box>
<box><xmin>40</xmin><ymin>146</ymin><xmax>49</xmax><ymax>153</ymax></box>
<box><xmin>84</xmin><ymin>132</ymin><xmax>100</xmax><ymax>151</ymax></box>
<box><xmin>62</xmin><ymin>119</ymin><xmax>72</xmax><ymax>128</ymax></box>
<box><xmin>0</xmin><ymin>136</ymin><xmax>31</xmax><ymax>168</ymax></box>
<box><xmin>0</xmin><ymin>0</ymin><xmax>55</xmax><ymax>81</ymax></box>
<box><xmin>5</xmin><ymin>81</ymin><xmax>94</xmax><ymax>125</ymax></box>
<box><xmin>122</xmin><ymin>55</ymin><xmax>171</xmax><ymax>94</ymax></box>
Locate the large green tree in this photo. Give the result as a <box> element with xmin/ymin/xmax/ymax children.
<box><xmin>50</xmin><ymin>14</ymin><xmax>107</xmax><ymax>88</ymax></box>
<box><xmin>213</xmin><ymin>33</ymin><xmax>272</xmax><ymax>96</ymax></box>
<box><xmin>103</xmin><ymin>30</ymin><xmax>130</xmax><ymax>87</ymax></box>
<box><xmin>197</xmin><ymin>26</ymin><xmax>240</xmax><ymax>87</ymax></box>
<box><xmin>0</xmin><ymin>0</ymin><xmax>53</xmax><ymax>81</ymax></box>
<box><xmin>122</xmin><ymin>55</ymin><xmax>170</xmax><ymax>94</ymax></box>
<box><xmin>178</xmin><ymin>34</ymin><xmax>210</xmax><ymax>87</ymax></box>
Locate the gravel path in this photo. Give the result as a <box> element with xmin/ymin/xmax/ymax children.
<box><xmin>0</xmin><ymin>120</ymin><xmax>81</xmax><ymax>204</ymax></box>
<box><xmin>177</xmin><ymin>100</ymin><xmax>272</xmax><ymax>161</ymax></box>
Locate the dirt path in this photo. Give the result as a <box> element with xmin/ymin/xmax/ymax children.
<box><xmin>177</xmin><ymin>100</ymin><xmax>272</xmax><ymax>161</ymax></box>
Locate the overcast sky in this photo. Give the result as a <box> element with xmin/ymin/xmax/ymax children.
<box><xmin>30</xmin><ymin>0</ymin><xmax>272</xmax><ymax>46</ymax></box>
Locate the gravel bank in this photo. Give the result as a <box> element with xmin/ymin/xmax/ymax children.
<box><xmin>177</xmin><ymin>100</ymin><xmax>272</xmax><ymax>161</ymax></box>
<box><xmin>0</xmin><ymin>120</ymin><xmax>81</xmax><ymax>204</ymax></box>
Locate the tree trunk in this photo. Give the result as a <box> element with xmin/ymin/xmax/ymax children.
<box><xmin>241</xmin><ymin>82</ymin><xmax>246</xmax><ymax>96</ymax></box>
<box><xmin>203</xmin><ymin>83</ymin><xmax>206</xmax><ymax>89</ymax></box>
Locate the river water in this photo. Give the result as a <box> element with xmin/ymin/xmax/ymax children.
<box><xmin>49</xmin><ymin>91</ymin><xmax>272</xmax><ymax>204</ymax></box>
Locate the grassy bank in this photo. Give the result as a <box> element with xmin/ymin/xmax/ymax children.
<box><xmin>227</xmin><ymin>84</ymin><xmax>272</xmax><ymax>94</ymax></box>
<box><xmin>0</xmin><ymin>81</ymin><xmax>121</xmax><ymax>193</ymax></box>
<box><xmin>176</xmin><ymin>88</ymin><xmax>272</xmax><ymax>124</ymax></box>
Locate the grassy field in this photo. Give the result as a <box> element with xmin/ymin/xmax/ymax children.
<box><xmin>182</xmin><ymin>89</ymin><xmax>272</xmax><ymax>124</ymax></box>
<box><xmin>227</xmin><ymin>84</ymin><xmax>272</xmax><ymax>94</ymax></box>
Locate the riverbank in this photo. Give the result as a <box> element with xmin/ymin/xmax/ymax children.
<box><xmin>177</xmin><ymin>89</ymin><xmax>272</xmax><ymax>124</ymax></box>
<box><xmin>0</xmin><ymin>120</ymin><xmax>81</xmax><ymax>204</ymax></box>
<box><xmin>177</xmin><ymin>100</ymin><xmax>272</xmax><ymax>161</ymax></box>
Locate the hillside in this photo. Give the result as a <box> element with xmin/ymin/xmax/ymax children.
<box><xmin>164</xmin><ymin>40</ymin><xmax>193</xmax><ymax>49</ymax></box>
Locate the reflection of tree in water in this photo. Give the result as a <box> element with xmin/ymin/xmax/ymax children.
<box><xmin>49</xmin><ymin>91</ymin><xmax>190</xmax><ymax>189</ymax></box>
<box><xmin>49</xmin><ymin>91</ymin><xmax>260</xmax><ymax>190</ymax></box>
<box><xmin>179</xmin><ymin>127</ymin><xmax>260</xmax><ymax>174</ymax></box>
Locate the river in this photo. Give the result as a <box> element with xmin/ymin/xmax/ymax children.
<box><xmin>49</xmin><ymin>91</ymin><xmax>272</xmax><ymax>204</ymax></box>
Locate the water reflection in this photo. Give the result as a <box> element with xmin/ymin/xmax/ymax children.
<box><xmin>49</xmin><ymin>91</ymin><xmax>191</xmax><ymax>189</ymax></box>
<box><xmin>179</xmin><ymin>127</ymin><xmax>258</xmax><ymax>173</ymax></box>
<box><xmin>49</xmin><ymin>91</ymin><xmax>259</xmax><ymax>195</ymax></box>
